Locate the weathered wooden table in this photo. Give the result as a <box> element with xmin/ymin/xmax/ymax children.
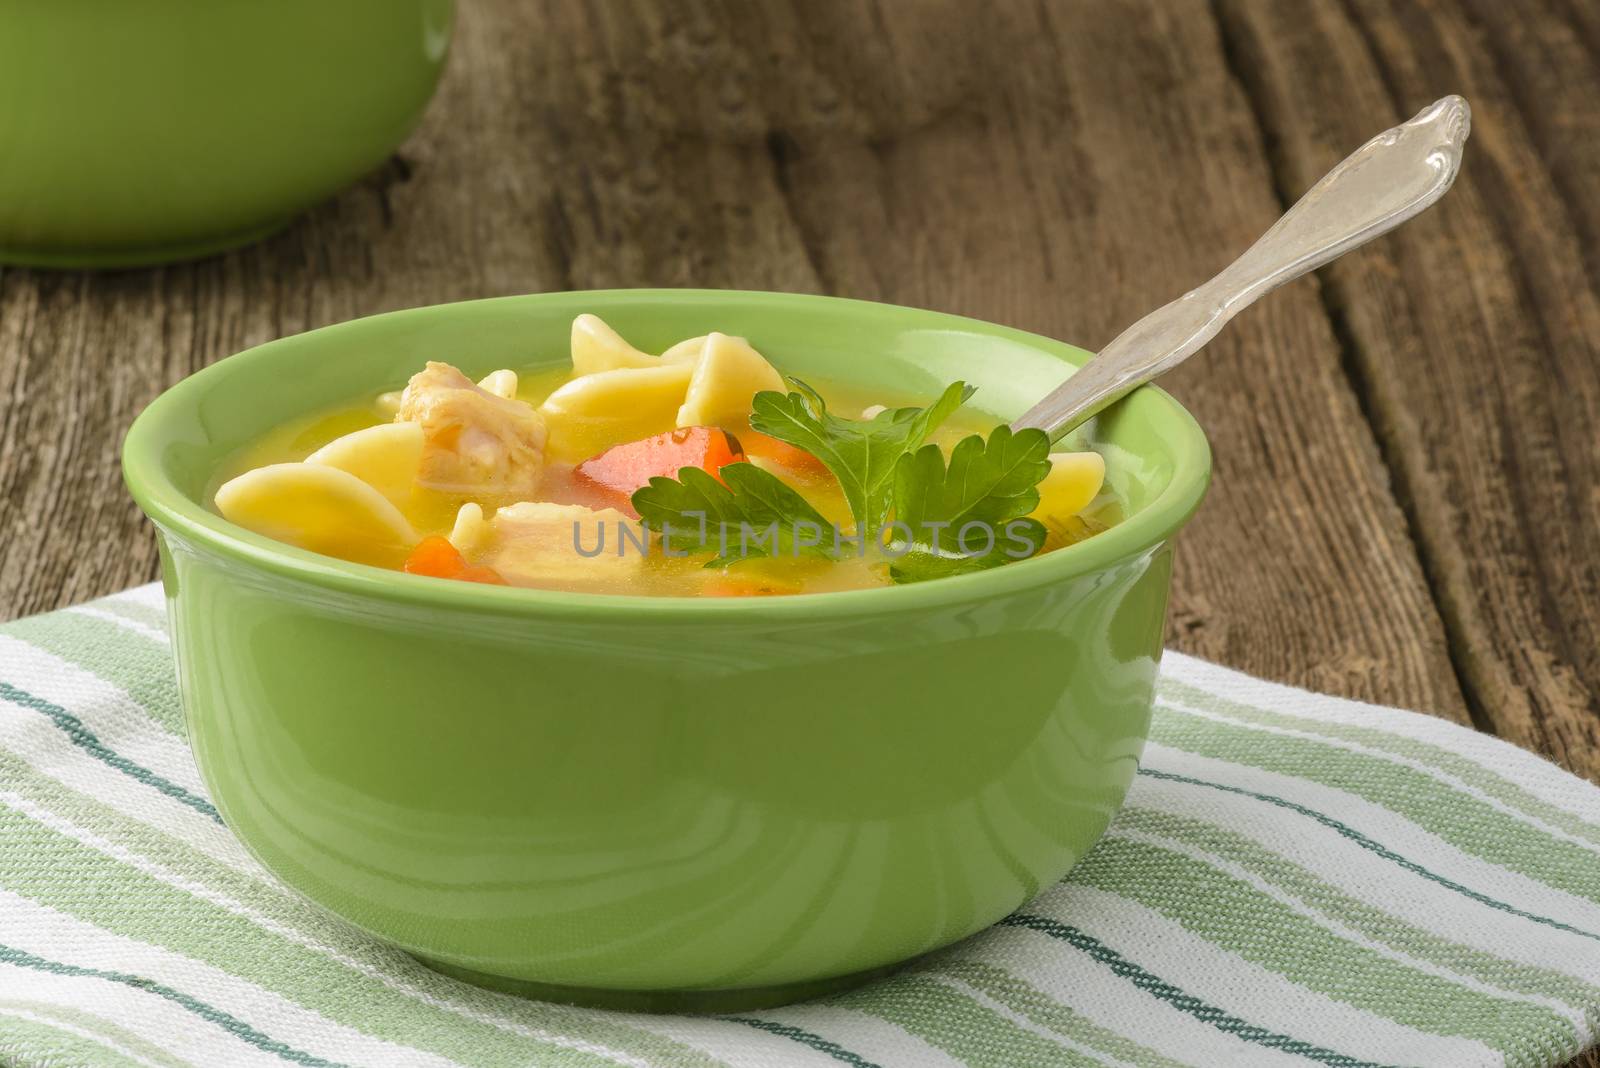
<box><xmin>1</xmin><ymin>0</ymin><xmax>1597</xmax><ymax>1053</ymax></box>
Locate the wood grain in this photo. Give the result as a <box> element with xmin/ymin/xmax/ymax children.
<box><xmin>1215</xmin><ymin>0</ymin><xmax>1600</xmax><ymax>780</ymax></box>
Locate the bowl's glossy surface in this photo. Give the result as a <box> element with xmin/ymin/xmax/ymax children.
<box><xmin>0</xmin><ymin>0</ymin><xmax>452</xmax><ymax>268</ymax></box>
<box><xmin>122</xmin><ymin>290</ymin><xmax>1210</xmax><ymax>1010</ymax></box>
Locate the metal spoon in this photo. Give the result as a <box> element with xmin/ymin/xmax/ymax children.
<box><xmin>1012</xmin><ymin>95</ymin><xmax>1471</xmax><ymax>441</ymax></box>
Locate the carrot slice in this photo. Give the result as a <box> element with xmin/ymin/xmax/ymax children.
<box><xmin>574</xmin><ymin>426</ymin><xmax>746</xmax><ymax>509</ymax></box>
<box><xmin>404</xmin><ymin>535</ymin><xmax>466</xmax><ymax>578</ymax></box>
<box><xmin>738</xmin><ymin>429</ymin><xmax>826</xmax><ymax>474</ymax></box>
<box><xmin>404</xmin><ymin>535</ymin><xmax>506</xmax><ymax>585</ymax></box>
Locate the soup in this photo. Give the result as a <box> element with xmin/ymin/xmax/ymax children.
<box><xmin>212</xmin><ymin>315</ymin><xmax>1117</xmax><ymax>596</ymax></box>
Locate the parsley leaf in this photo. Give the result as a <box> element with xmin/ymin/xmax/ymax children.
<box><xmin>886</xmin><ymin>425</ymin><xmax>1052</xmax><ymax>583</ymax></box>
<box><xmin>749</xmin><ymin>379</ymin><xmax>973</xmax><ymax>533</ymax></box>
<box><xmin>632</xmin><ymin>462</ymin><xmax>837</xmax><ymax>568</ymax></box>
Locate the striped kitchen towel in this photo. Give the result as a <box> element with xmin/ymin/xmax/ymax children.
<box><xmin>0</xmin><ymin>585</ymin><xmax>1597</xmax><ymax>1068</ymax></box>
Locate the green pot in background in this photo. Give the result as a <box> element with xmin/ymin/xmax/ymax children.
<box><xmin>0</xmin><ymin>0</ymin><xmax>453</xmax><ymax>268</ymax></box>
<box><xmin>122</xmin><ymin>290</ymin><xmax>1211</xmax><ymax>1011</ymax></box>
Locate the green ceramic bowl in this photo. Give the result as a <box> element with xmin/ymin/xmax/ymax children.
<box><xmin>122</xmin><ymin>290</ymin><xmax>1210</xmax><ymax>1011</ymax></box>
<box><xmin>0</xmin><ymin>0</ymin><xmax>452</xmax><ymax>268</ymax></box>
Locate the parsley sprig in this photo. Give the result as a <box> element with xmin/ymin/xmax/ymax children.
<box><xmin>749</xmin><ymin>379</ymin><xmax>972</xmax><ymax>534</ymax></box>
<box><xmin>630</xmin><ymin>379</ymin><xmax>1056</xmax><ymax>584</ymax></box>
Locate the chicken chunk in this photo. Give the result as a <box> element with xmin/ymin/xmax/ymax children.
<box><xmin>481</xmin><ymin>502</ymin><xmax>644</xmax><ymax>592</ymax></box>
<box><xmin>397</xmin><ymin>362</ymin><xmax>547</xmax><ymax>498</ymax></box>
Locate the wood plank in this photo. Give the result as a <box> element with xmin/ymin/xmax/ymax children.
<box><xmin>1214</xmin><ymin>0</ymin><xmax>1600</xmax><ymax>780</ymax></box>
<box><xmin>0</xmin><ymin>0</ymin><xmax>1470</xmax><ymax>727</ymax></box>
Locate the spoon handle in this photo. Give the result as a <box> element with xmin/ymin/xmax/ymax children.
<box><xmin>1013</xmin><ymin>95</ymin><xmax>1471</xmax><ymax>441</ymax></box>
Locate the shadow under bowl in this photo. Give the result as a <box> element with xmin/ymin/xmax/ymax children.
<box><xmin>121</xmin><ymin>289</ymin><xmax>1211</xmax><ymax>1011</ymax></box>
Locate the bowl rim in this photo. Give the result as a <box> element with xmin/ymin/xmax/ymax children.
<box><xmin>122</xmin><ymin>289</ymin><xmax>1211</xmax><ymax>621</ymax></box>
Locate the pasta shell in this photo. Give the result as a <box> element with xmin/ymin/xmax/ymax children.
<box><xmin>374</xmin><ymin>390</ymin><xmax>404</xmax><ymax>417</ymax></box>
<box><xmin>1032</xmin><ymin>451</ymin><xmax>1106</xmax><ymax>520</ymax></box>
<box><xmin>449</xmin><ymin>501</ymin><xmax>488</xmax><ymax>554</ymax></box>
<box><xmin>477</xmin><ymin>369</ymin><xmax>519</xmax><ymax>400</ymax></box>
<box><xmin>676</xmin><ymin>332</ymin><xmax>785</xmax><ymax>428</ymax></box>
<box><xmin>659</xmin><ymin>335</ymin><xmax>707</xmax><ymax>364</ymax></box>
<box><xmin>305</xmin><ymin>421</ymin><xmax>424</xmax><ymax>507</ymax></box>
<box><xmin>571</xmin><ymin>315</ymin><xmax>700</xmax><ymax>376</ymax></box>
<box><xmin>542</xmin><ymin>362</ymin><xmax>695</xmax><ymax>419</ymax></box>
<box><xmin>214</xmin><ymin>463</ymin><xmax>418</xmax><ymax>568</ymax></box>
<box><xmin>539</xmin><ymin>362</ymin><xmax>696</xmax><ymax>461</ymax></box>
